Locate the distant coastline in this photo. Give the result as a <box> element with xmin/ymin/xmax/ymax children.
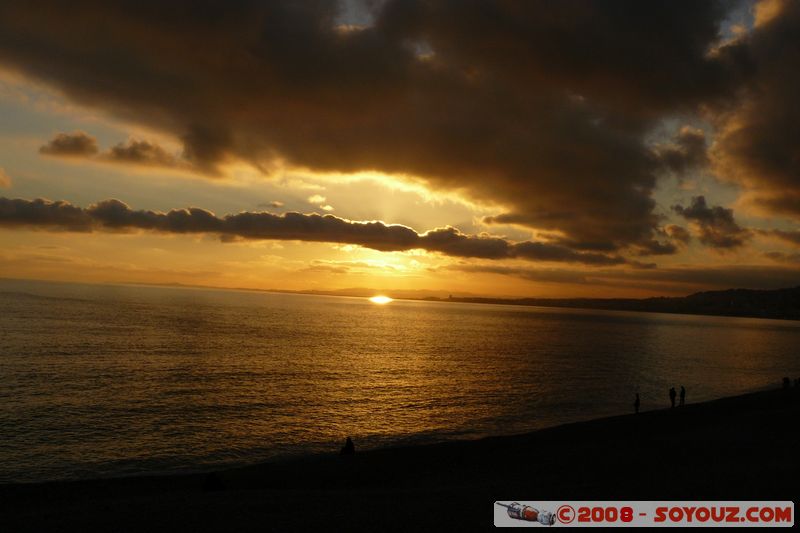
<box><xmin>4</xmin><ymin>277</ymin><xmax>800</xmax><ymax>321</ymax></box>
<box><xmin>131</xmin><ymin>281</ymin><xmax>800</xmax><ymax>322</ymax></box>
<box><xmin>418</xmin><ymin>286</ymin><xmax>800</xmax><ymax>321</ymax></box>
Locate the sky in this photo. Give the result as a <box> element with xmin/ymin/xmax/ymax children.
<box><xmin>1</xmin><ymin>0</ymin><xmax>799</xmax><ymax>298</ymax></box>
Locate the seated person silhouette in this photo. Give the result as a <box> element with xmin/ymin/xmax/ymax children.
<box><xmin>340</xmin><ymin>436</ymin><xmax>355</xmax><ymax>455</ymax></box>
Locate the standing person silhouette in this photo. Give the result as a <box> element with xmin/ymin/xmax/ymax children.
<box><xmin>669</xmin><ymin>387</ymin><xmax>676</xmax><ymax>408</ymax></box>
<box><xmin>634</xmin><ymin>393</ymin><xmax>640</xmax><ymax>414</ymax></box>
<box><xmin>679</xmin><ymin>386</ymin><xmax>686</xmax><ymax>406</ymax></box>
<box><xmin>340</xmin><ymin>436</ymin><xmax>355</xmax><ymax>455</ymax></box>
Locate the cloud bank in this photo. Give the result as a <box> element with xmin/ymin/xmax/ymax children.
<box><xmin>0</xmin><ymin>197</ymin><xmax>630</xmax><ymax>265</ymax></box>
<box><xmin>0</xmin><ymin>0</ymin><xmax>772</xmax><ymax>256</ymax></box>
<box><xmin>1</xmin><ymin>0</ymin><xmax>798</xmax><ymax>278</ymax></box>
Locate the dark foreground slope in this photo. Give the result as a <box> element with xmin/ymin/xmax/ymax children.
<box><xmin>1</xmin><ymin>388</ymin><xmax>798</xmax><ymax>531</ymax></box>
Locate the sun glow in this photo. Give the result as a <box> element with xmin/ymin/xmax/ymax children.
<box><xmin>369</xmin><ymin>295</ymin><xmax>393</xmax><ymax>304</ymax></box>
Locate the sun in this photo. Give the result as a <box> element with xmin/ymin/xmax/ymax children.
<box><xmin>369</xmin><ymin>295</ymin><xmax>393</xmax><ymax>304</ymax></box>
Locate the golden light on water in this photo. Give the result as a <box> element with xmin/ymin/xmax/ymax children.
<box><xmin>369</xmin><ymin>295</ymin><xmax>393</xmax><ymax>304</ymax></box>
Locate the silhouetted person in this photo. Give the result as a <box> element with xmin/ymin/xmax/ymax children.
<box><xmin>679</xmin><ymin>385</ymin><xmax>686</xmax><ymax>407</ymax></box>
<box><xmin>340</xmin><ymin>436</ymin><xmax>355</xmax><ymax>455</ymax></box>
<box><xmin>669</xmin><ymin>387</ymin><xmax>676</xmax><ymax>408</ymax></box>
<box><xmin>795</xmin><ymin>378</ymin><xmax>800</xmax><ymax>387</ymax></box>
<box><xmin>634</xmin><ymin>393</ymin><xmax>640</xmax><ymax>414</ymax></box>
<box><xmin>783</xmin><ymin>377</ymin><xmax>791</xmax><ymax>389</ymax></box>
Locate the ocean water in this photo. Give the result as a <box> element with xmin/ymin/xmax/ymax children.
<box><xmin>1</xmin><ymin>278</ymin><xmax>799</xmax><ymax>484</ymax></box>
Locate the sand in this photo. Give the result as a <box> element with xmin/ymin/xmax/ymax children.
<box><xmin>1</xmin><ymin>387</ymin><xmax>798</xmax><ymax>531</ymax></box>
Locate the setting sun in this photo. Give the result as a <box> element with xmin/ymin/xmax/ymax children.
<box><xmin>369</xmin><ymin>295</ymin><xmax>393</xmax><ymax>304</ymax></box>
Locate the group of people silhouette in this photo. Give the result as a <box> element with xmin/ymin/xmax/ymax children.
<box><xmin>634</xmin><ymin>376</ymin><xmax>799</xmax><ymax>415</ymax></box>
<box><xmin>344</xmin><ymin>376</ymin><xmax>793</xmax><ymax>455</ymax></box>
<box><xmin>783</xmin><ymin>376</ymin><xmax>800</xmax><ymax>389</ymax></box>
<box><xmin>633</xmin><ymin>385</ymin><xmax>686</xmax><ymax>414</ymax></box>
<box><xmin>669</xmin><ymin>386</ymin><xmax>686</xmax><ymax>408</ymax></box>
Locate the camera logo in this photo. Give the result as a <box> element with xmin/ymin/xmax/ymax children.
<box><xmin>495</xmin><ymin>502</ymin><xmax>556</xmax><ymax>526</ymax></box>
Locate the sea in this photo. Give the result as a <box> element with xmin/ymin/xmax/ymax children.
<box><xmin>2</xmin><ymin>278</ymin><xmax>799</xmax><ymax>484</ymax></box>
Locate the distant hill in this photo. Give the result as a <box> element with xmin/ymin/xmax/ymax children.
<box><xmin>422</xmin><ymin>286</ymin><xmax>800</xmax><ymax>321</ymax></box>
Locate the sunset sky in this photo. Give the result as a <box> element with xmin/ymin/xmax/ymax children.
<box><xmin>1</xmin><ymin>0</ymin><xmax>799</xmax><ymax>298</ymax></box>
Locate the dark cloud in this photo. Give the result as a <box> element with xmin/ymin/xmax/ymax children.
<box><xmin>633</xmin><ymin>239</ymin><xmax>678</xmax><ymax>256</ymax></box>
<box><xmin>712</xmin><ymin>0</ymin><xmax>800</xmax><ymax>219</ymax></box>
<box><xmin>655</xmin><ymin>127</ymin><xmax>709</xmax><ymax>176</ymax></box>
<box><xmin>103</xmin><ymin>139</ymin><xmax>182</xmax><ymax>168</ymax></box>
<box><xmin>379</xmin><ymin>0</ymin><xmax>734</xmax><ymax>116</ymax></box>
<box><xmin>0</xmin><ymin>196</ymin><xmax>631</xmax><ymax>265</ymax></box>
<box><xmin>421</xmin><ymin>227</ymin><xmax>626</xmax><ymax>265</ymax></box>
<box><xmin>663</xmin><ymin>224</ymin><xmax>691</xmax><ymax>244</ymax></box>
<box><xmin>0</xmin><ymin>197</ymin><xmax>93</xmax><ymax>231</ymax></box>
<box><xmin>626</xmin><ymin>223</ymin><xmax>692</xmax><ymax>256</ymax></box>
<box><xmin>760</xmin><ymin>229</ymin><xmax>800</xmax><ymax>247</ymax></box>
<box><xmin>40</xmin><ymin>132</ymin><xmax>192</xmax><ymax>171</ymax></box>
<box><xmin>39</xmin><ymin>131</ymin><xmax>99</xmax><ymax>157</ymax></box>
<box><xmin>0</xmin><ymin>1</ymin><xmax>742</xmax><ymax>253</ymax></box>
<box><xmin>672</xmin><ymin>196</ymin><xmax>750</xmax><ymax>249</ymax></box>
<box><xmin>765</xmin><ymin>251</ymin><xmax>800</xmax><ymax>264</ymax></box>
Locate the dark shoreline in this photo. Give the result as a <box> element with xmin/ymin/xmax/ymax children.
<box><xmin>2</xmin><ymin>386</ymin><xmax>798</xmax><ymax>531</ymax></box>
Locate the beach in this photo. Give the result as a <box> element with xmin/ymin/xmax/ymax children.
<box><xmin>1</xmin><ymin>386</ymin><xmax>797</xmax><ymax>531</ymax></box>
